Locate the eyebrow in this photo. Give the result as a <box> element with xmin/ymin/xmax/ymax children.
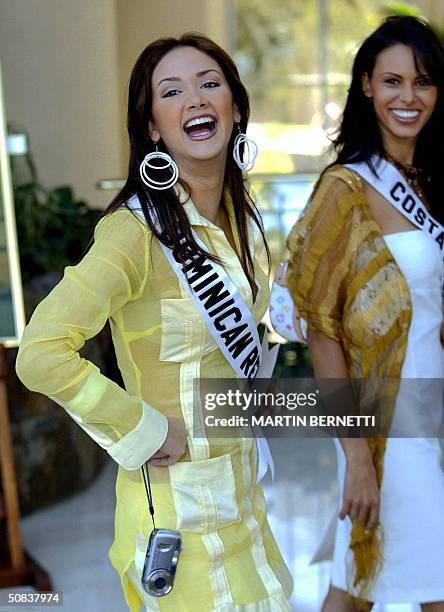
<box><xmin>381</xmin><ymin>71</ymin><xmax>430</xmax><ymax>78</ymax></box>
<box><xmin>157</xmin><ymin>69</ymin><xmax>222</xmax><ymax>87</ymax></box>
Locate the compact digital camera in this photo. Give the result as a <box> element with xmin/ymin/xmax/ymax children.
<box><xmin>141</xmin><ymin>528</ymin><xmax>182</xmax><ymax>597</ymax></box>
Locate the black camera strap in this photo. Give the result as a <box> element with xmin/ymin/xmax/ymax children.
<box><xmin>142</xmin><ymin>462</ymin><xmax>156</xmax><ymax>530</ymax></box>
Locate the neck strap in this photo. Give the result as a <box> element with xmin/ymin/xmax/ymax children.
<box><xmin>141</xmin><ymin>462</ymin><xmax>156</xmax><ymax>530</ymax></box>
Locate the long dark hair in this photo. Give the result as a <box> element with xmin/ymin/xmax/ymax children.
<box><xmin>332</xmin><ymin>16</ymin><xmax>444</xmax><ymax>221</ymax></box>
<box><xmin>104</xmin><ymin>32</ymin><xmax>269</xmax><ymax>287</ymax></box>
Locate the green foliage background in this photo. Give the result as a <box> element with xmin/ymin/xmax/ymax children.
<box><xmin>10</xmin><ymin>133</ymin><xmax>102</xmax><ymax>285</ymax></box>
<box><xmin>235</xmin><ymin>0</ymin><xmax>426</xmax><ymax>125</ymax></box>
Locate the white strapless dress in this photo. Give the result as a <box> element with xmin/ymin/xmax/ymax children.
<box><xmin>331</xmin><ymin>230</ymin><xmax>444</xmax><ymax>603</ymax></box>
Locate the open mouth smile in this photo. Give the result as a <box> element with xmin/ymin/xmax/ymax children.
<box><xmin>183</xmin><ymin>115</ymin><xmax>217</xmax><ymax>140</ymax></box>
<box><xmin>390</xmin><ymin>109</ymin><xmax>421</xmax><ymax>123</ymax></box>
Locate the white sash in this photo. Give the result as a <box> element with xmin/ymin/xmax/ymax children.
<box><xmin>345</xmin><ymin>155</ymin><xmax>444</xmax><ymax>260</ymax></box>
<box><xmin>127</xmin><ymin>195</ymin><xmax>277</xmax><ymax>479</ymax></box>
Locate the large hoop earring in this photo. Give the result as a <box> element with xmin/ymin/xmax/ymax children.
<box><xmin>139</xmin><ymin>143</ymin><xmax>179</xmax><ymax>190</ymax></box>
<box><xmin>233</xmin><ymin>125</ymin><xmax>258</xmax><ymax>172</ymax></box>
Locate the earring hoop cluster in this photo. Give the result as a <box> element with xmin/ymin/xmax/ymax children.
<box><xmin>139</xmin><ymin>126</ymin><xmax>259</xmax><ymax>190</ymax></box>
<box><xmin>233</xmin><ymin>125</ymin><xmax>258</xmax><ymax>172</ymax></box>
<box><xmin>139</xmin><ymin>144</ymin><xmax>179</xmax><ymax>190</ymax></box>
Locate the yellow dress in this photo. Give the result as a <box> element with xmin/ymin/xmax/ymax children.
<box><xmin>16</xmin><ymin>193</ymin><xmax>293</xmax><ymax>612</ymax></box>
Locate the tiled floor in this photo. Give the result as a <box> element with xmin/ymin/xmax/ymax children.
<box><xmin>1</xmin><ymin>438</ymin><xmax>419</xmax><ymax>612</ymax></box>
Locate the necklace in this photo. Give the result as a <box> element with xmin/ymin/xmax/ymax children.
<box><xmin>383</xmin><ymin>151</ymin><xmax>429</xmax><ymax>201</ymax></box>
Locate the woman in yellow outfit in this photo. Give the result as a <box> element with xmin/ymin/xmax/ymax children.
<box><xmin>16</xmin><ymin>34</ymin><xmax>293</xmax><ymax>611</ymax></box>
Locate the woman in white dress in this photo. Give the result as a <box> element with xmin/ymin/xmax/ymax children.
<box><xmin>286</xmin><ymin>16</ymin><xmax>444</xmax><ymax>611</ymax></box>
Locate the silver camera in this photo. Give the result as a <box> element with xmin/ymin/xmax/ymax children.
<box><xmin>141</xmin><ymin>528</ymin><xmax>182</xmax><ymax>597</ymax></box>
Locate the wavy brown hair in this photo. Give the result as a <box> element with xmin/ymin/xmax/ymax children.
<box><xmin>104</xmin><ymin>32</ymin><xmax>269</xmax><ymax>287</ymax></box>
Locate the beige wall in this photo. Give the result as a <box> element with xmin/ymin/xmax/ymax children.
<box><xmin>116</xmin><ymin>0</ymin><xmax>234</xmax><ymax>86</ymax></box>
<box><xmin>0</xmin><ymin>0</ymin><xmax>122</xmax><ymax>208</ymax></box>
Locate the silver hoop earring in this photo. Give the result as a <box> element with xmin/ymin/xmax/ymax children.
<box><xmin>233</xmin><ymin>125</ymin><xmax>258</xmax><ymax>172</ymax></box>
<box><xmin>139</xmin><ymin>144</ymin><xmax>179</xmax><ymax>190</ymax></box>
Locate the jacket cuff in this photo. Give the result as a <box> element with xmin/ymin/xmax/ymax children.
<box><xmin>107</xmin><ymin>401</ymin><xmax>168</xmax><ymax>470</ymax></box>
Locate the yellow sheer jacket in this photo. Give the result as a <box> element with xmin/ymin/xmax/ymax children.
<box><xmin>286</xmin><ymin>165</ymin><xmax>412</xmax><ymax>600</ymax></box>
<box><xmin>16</xmin><ymin>194</ymin><xmax>293</xmax><ymax>612</ymax></box>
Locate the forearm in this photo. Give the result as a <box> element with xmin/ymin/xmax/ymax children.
<box><xmin>16</xmin><ymin>334</ymin><xmax>143</xmax><ymax>437</ymax></box>
<box><xmin>16</xmin><ymin>329</ymin><xmax>168</xmax><ymax>469</ymax></box>
<box><xmin>307</xmin><ymin>329</ymin><xmax>370</xmax><ymax>460</ymax></box>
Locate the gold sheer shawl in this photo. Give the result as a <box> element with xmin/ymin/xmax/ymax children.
<box><xmin>287</xmin><ymin>165</ymin><xmax>412</xmax><ymax>604</ymax></box>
